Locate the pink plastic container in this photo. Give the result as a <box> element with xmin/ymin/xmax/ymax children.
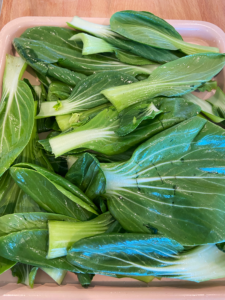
<box><xmin>0</xmin><ymin>17</ymin><xmax>225</xmax><ymax>299</ymax></box>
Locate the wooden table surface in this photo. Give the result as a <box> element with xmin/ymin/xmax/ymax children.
<box><xmin>0</xmin><ymin>0</ymin><xmax>225</xmax><ymax>31</ymax></box>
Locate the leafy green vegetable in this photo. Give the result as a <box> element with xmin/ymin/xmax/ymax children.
<box><xmin>0</xmin><ymin>102</ymin><xmax>52</xmax><ymax>216</ymax></box>
<box><xmin>67</xmin><ymin>233</ymin><xmax>225</xmax><ymax>282</ymax></box>
<box><xmin>56</xmin><ymin>104</ymin><xmax>110</xmax><ymax>131</ymax></box>
<box><xmin>48</xmin><ymin>212</ymin><xmax>114</xmax><ymax>258</ymax></box>
<box><xmin>0</xmin><ymin>55</ymin><xmax>34</xmax><ymax>176</ymax></box>
<box><xmin>11</xmin><ymin>263</ymin><xmax>38</xmax><ymax>288</ymax></box>
<box><xmin>77</xmin><ymin>273</ymin><xmax>94</xmax><ymax>288</ymax></box>
<box><xmin>70</xmin><ymin>32</ymin><xmax>157</xmax><ymax>66</ymax></box>
<box><xmin>39</xmin><ymin>98</ymin><xmax>200</xmax><ymax>157</ymax></box>
<box><xmin>102</xmin><ymin>53</ymin><xmax>225</xmax><ymax>112</ymax></box>
<box><xmin>110</xmin><ymin>11</ymin><xmax>219</xmax><ymax>54</ymax></box>
<box><xmin>65</xmin><ymin>153</ymin><xmax>106</xmax><ymax>200</ymax></box>
<box><xmin>47</xmin><ymin>81</ymin><xmax>73</xmax><ymax>102</ymax></box>
<box><xmin>36</xmin><ymin>72</ymin><xmax>138</xmax><ymax>118</ymax></box>
<box><xmin>20</xmin><ymin>26</ymin><xmax>83</xmax><ymax>51</ymax></box>
<box><xmin>114</xmin><ymin>50</ymin><xmax>155</xmax><ymax>65</ymax></box>
<box><xmin>101</xmin><ymin>117</ymin><xmax>225</xmax><ymax>245</ymax></box>
<box><xmin>198</xmin><ymin>80</ymin><xmax>217</xmax><ymax>92</ymax></box>
<box><xmin>45</xmin><ymin>153</ymin><xmax>68</xmax><ymax>176</ymax></box>
<box><xmin>0</xmin><ymin>229</ymin><xmax>83</xmax><ymax>272</ymax></box>
<box><xmin>206</xmin><ymin>87</ymin><xmax>225</xmax><ymax>119</ymax></box>
<box><xmin>68</xmin><ymin>16</ymin><xmax>185</xmax><ymax>64</ymax></box>
<box><xmin>13</xmin><ymin>38</ymin><xmax>156</xmax><ymax>79</ymax></box>
<box><xmin>70</xmin><ymin>33</ymin><xmax>115</xmax><ymax>55</ymax></box>
<box><xmin>0</xmin><ymin>212</ymin><xmax>77</xmax><ymax>237</ymax></box>
<box><xmin>10</xmin><ymin>163</ymin><xmax>98</xmax><ymax>218</ymax></box>
<box><xmin>115</xmin><ymin>101</ymin><xmax>162</xmax><ymax>136</ymax></box>
<box><xmin>183</xmin><ymin>93</ymin><xmax>224</xmax><ymax>123</ymax></box>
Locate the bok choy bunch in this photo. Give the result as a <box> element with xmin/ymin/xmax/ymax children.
<box><xmin>1</xmin><ymin>9</ymin><xmax>225</xmax><ymax>289</ymax></box>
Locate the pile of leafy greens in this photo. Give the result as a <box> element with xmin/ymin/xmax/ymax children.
<box><xmin>1</xmin><ymin>10</ymin><xmax>225</xmax><ymax>289</ymax></box>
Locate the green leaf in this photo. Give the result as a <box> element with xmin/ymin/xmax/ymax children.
<box><xmin>67</xmin><ymin>233</ymin><xmax>183</xmax><ymax>276</ymax></box>
<box><xmin>102</xmin><ymin>53</ymin><xmax>225</xmax><ymax>112</ymax></box>
<box><xmin>68</xmin><ymin>16</ymin><xmax>185</xmax><ymax>64</ymax></box>
<box><xmin>45</xmin><ymin>153</ymin><xmax>68</xmax><ymax>176</ymax></box>
<box><xmin>0</xmin><ymin>229</ymin><xmax>82</xmax><ymax>272</ymax></box>
<box><xmin>115</xmin><ymin>50</ymin><xmax>155</xmax><ymax>65</ymax></box>
<box><xmin>13</xmin><ymin>38</ymin><xmax>156</xmax><ymax>78</ymax></box>
<box><xmin>47</xmin><ymin>81</ymin><xmax>73</xmax><ymax>102</ymax></box>
<box><xmin>0</xmin><ymin>257</ymin><xmax>16</xmax><ymax>275</ymax></box>
<box><xmin>116</xmin><ymin>102</ymin><xmax>162</xmax><ymax>136</ymax></box>
<box><xmin>110</xmin><ymin>11</ymin><xmax>219</xmax><ymax>54</ymax></box>
<box><xmin>183</xmin><ymin>92</ymin><xmax>224</xmax><ymax>123</ymax></box>
<box><xmin>198</xmin><ymin>80</ymin><xmax>217</xmax><ymax>92</ymax></box>
<box><xmin>36</xmin><ymin>71</ymin><xmax>138</xmax><ymax>118</ymax></box>
<box><xmin>0</xmin><ymin>102</ymin><xmax>52</xmax><ymax>216</ymax></box>
<box><xmin>46</xmin><ymin>64</ymin><xmax>87</xmax><ymax>87</ymax></box>
<box><xmin>67</xmin><ymin>233</ymin><xmax>225</xmax><ymax>281</ymax></box>
<box><xmin>65</xmin><ymin>153</ymin><xmax>106</xmax><ymax>200</ymax></box>
<box><xmin>0</xmin><ymin>55</ymin><xmax>34</xmax><ymax>176</ymax></box>
<box><xmin>10</xmin><ymin>164</ymin><xmax>98</xmax><ymax>218</ymax></box>
<box><xmin>0</xmin><ymin>212</ymin><xmax>77</xmax><ymax>237</ymax></box>
<box><xmin>76</xmin><ymin>273</ymin><xmax>94</xmax><ymax>288</ymax></box>
<box><xmin>56</xmin><ymin>103</ymin><xmax>111</xmax><ymax>131</ymax></box>
<box><xmin>206</xmin><ymin>87</ymin><xmax>225</xmax><ymax>119</ymax></box>
<box><xmin>40</xmin><ymin>98</ymin><xmax>200</xmax><ymax>157</ymax></box>
<box><xmin>70</xmin><ymin>32</ymin><xmax>157</xmax><ymax>66</ymax></box>
<box><xmin>70</xmin><ymin>33</ymin><xmax>115</xmax><ymax>55</ymax></box>
<box><xmin>48</xmin><ymin>212</ymin><xmax>114</xmax><ymax>258</ymax></box>
<box><xmin>102</xmin><ymin>117</ymin><xmax>225</xmax><ymax>245</ymax></box>
<box><xmin>11</xmin><ymin>263</ymin><xmax>38</xmax><ymax>288</ymax></box>
<box><xmin>21</xmin><ymin>26</ymin><xmax>83</xmax><ymax>51</ymax></box>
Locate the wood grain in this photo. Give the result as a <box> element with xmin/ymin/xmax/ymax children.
<box><xmin>0</xmin><ymin>0</ymin><xmax>225</xmax><ymax>31</ymax></box>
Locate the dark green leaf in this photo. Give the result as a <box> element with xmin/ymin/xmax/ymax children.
<box><xmin>116</xmin><ymin>101</ymin><xmax>162</xmax><ymax>136</ymax></box>
<box><xmin>65</xmin><ymin>153</ymin><xmax>106</xmax><ymax>200</ymax></box>
<box><xmin>68</xmin><ymin>16</ymin><xmax>184</xmax><ymax>64</ymax></box>
<box><xmin>11</xmin><ymin>263</ymin><xmax>38</xmax><ymax>288</ymax></box>
<box><xmin>0</xmin><ymin>212</ymin><xmax>77</xmax><ymax>237</ymax></box>
<box><xmin>0</xmin><ymin>229</ymin><xmax>82</xmax><ymax>272</ymax></box>
<box><xmin>40</xmin><ymin>98</ymin><xmax>201</xmax><ymax>157</ymax></box>
<box><xmin>47</xmin><ymin>81</ymin><xmax>73</xmax><ymax>101</ymax></box>
<box><xmin>13</xmin><ymin>38</ymin><xmax>155</xmax><ymax>78</ymax></box>
<box><xmin>102</xmin><ymin>117</ymin><xmax>225</xmax><ymax>245</ymax></box>
<box><xmin>110</xmin><ymin>11</ymin><xmax>219</xmax><ymax>54</ymax></box>
<box><xmin>10</xmin><ymin>164</ymin><xmax>97</xmax><ymax>218</ymax></box>
<box><xmin>36</xmin><ymin>71</ymin><xmax>138</xmax><ymax>118</ymax></box>
<box><xmin>102</xmin><ymin>53</ymin><xmax>225</xmax><ymax>112</ymax></box>
<box><xmin>77</xmin><ymin>273</ymin><xmax>94</xmax><ymax>288</ymax></box>
<box><xmin>21</xmin><ymin>26</ymin><xmax>83</xmax><ymax>51</ymax></box>
<box><xmin>67</xmin><ymin>233</ymin><xmax>183</xmax><ymax>276</ymax></box>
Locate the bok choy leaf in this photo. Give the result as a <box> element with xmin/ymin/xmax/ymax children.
<box><xmin>13</xmin><ymin>38</ymin><xmax>156</xmax><ymax>77</ymax></box>
<box><xmin>11</xmin><ymin>263</ymin><xmax>38</xmax><ymax>288</ymax></box>
<box><xmin>110</xmin><ymin>11</ymin><xmax>219</xmax><ymax>55</ymax></box>
<box><xmin>39</xmin><ymin>98</ymin><xmax>200</xmax><ymax>157</ymax></box>
<box><xmin>67</xmin><ymin>233</ymin><xmax>225</xmax><ymax>282</ymax></box>
<box><xmin>101</xmin><ymin>117</ymin><xmax>225</xmax><ymax>245</ymax></box>
<box><xmin>68</xmin><ymin>16</ymin><xmax>185</xmax><ymax>64</ymax></box>
<box><xmin>102</xmin><ymin>53</ymin><xmax>225</xmax><ymax>112</ymax></box>
<box><xmin>10</xmin><ymin>163</ymin><xmax>98</xmax><ymax>218</ymax></box>
<box><xmin>0</xmin><ymin>55</ymin><xmax>34</xmax><ymax>176</ymax></box>
<box><xmin>36</xmin><ymin>72</ymin><xmax>137</xmax><ymax>118</ymax></box>
<box><xmin>0</xmin><ymin>229</ymin><xmax>83</xmax><ymax>272</ymax></box>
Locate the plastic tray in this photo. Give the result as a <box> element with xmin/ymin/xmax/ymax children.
<box><xmin>0</xmin><ymin>17</ymin><xmax>225</xmax><ymax>299</ymax></box>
